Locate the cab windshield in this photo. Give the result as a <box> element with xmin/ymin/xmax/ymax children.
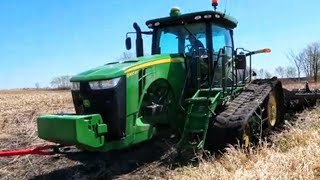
<box><xmin>153</xmin><ymin>22</ymin><xmax>232</xmax><ymax>58</ymax></box>
<box><xmin>153</xmin><ymin>22</ymin><xmax>233</xmax><ymax>87</ymax></box>
<box><xmin>154</xmin><ymin>23</ymin><xmax>207</xmax><ymax>55</ymax></box>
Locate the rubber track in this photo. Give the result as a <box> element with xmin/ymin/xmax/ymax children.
<box><xmin>213</xmin><ymin>81</ymin><xmax>272</xmax><ymax>129</ymax></box>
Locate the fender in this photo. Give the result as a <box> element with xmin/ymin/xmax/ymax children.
<box><xmin>137</xmin><ymin>58</ymin><xmax>185</xmax><ymax>108</ymax></box>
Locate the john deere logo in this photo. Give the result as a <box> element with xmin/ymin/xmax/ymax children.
<box><xmin>83</xmin><ymin>99</ymin><xmax>91</xmax><ymax>107</ymax></box>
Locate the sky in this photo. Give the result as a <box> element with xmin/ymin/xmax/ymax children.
<box><xmin>0</xmin><ymin>0</ymin><xmax>320</xmax><ymax>89</ymax></box>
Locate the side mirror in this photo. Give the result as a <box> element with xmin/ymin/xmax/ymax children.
<box><xmin>125</xmin><ymin>37</ymin><xmax>132</xmax><ymax>50</ymax></box>
<box><xmin>235</xmin><ymin>54</ymin><xmax>246</xmax><ymax>69</ymax></box>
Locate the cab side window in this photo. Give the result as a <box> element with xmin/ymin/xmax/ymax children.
<box><xmin>212</xmin><ymin>25</ymin><xmax>232</xmax><ymax>59</ymax></box>
<box><xmin>211</xmin><ymin>25</ymin><xmax>233</xmax><ymax>86</ymax></box>
<box><xmin>158</xmin><ymin>31</ymin><xmax>179</xmax><ymax>54</ymax></box>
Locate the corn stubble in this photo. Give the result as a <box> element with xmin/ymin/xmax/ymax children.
<box><xmin>0</xmin><ymin>90</ymin><xmax>75</xmax><ymax>180</ymax></box>
<box><xmin>169</xmin><ymin>109</ymin><xmax>320</xmax><ymax>180</ymax></box>
<box><xmin>0</xmin><ymin>89</ymin><xmax>320</xmax><ymax>180</ymax></box>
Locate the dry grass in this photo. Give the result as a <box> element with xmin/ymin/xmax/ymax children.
<box><xmin>1</xmin><ymin>90</ymin><xmax>320</xmax><ymax>180</ymax></box>
<box><xmin>282</xmin><ymin>81</ymin><xmax>320</xmax><ymax>90</ymax></box>
<box><xmin>0</xmin><ymin>90</ymin><xmax>75</xmax><ymax>180</ymax></box>
<box><xmin>0</xmin><ymin>90</ymin><xmax>176</xmax><ymax>180</ymax></box>
<box><xmin>168</xmin><ymin>108</ymin><xmax>320</xmax><ymax>180</ymax></box>
<box><xmin>0</xmin><ymin>90</ymin><xmax>74</xmax><ymax>149</ymax></box>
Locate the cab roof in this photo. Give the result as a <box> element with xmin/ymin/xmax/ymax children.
<box><xmin>145</xmin><ymin>10</ymin><xmax>238</xmax><ymax>29</ymax></box>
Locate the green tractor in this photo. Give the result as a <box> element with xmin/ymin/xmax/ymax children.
<box><xmin>36</xmin><ymin>2</ymin><xmax>284</xmax><ymax>153</ymax></box>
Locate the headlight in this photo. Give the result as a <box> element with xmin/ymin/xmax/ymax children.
<box><xmin>71</xmin><ymin>82</ymin><xmax>80</xmax><ymax>90</ymax></box>
<box><xmin>89</xmin><ymin>77</ymin><xmax>121</xmax><ymax>90</ymax></box>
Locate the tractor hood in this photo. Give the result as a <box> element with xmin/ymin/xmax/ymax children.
<box><xmin>70</xmin><ymin>54</ymin><xmax>183</xmax><ymax>82</ymax></box>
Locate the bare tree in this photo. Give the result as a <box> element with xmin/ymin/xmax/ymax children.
<box><xmin>286</xmin><ymin>49</ymin><xmax>303</xmax><ymax>80</ymax></box>
<box><xmin>264</xmin><ymin>70</ymin><xmax>272</xmax><ymax>79</ymax></box>
<box><xmin>288</xmin><ymin>42</ymin><xmax>320</xmax><ymax>82</ymax></box>
<box><xmin>51</xmin><ymin>75</ymin><xmax>71</xmax><ymax>89</ymax></box>
<box><xmin>35</xmin><ymin>83</ymin><xmax>40</xmax><ymax>89</ymax></box>
<box><xmin>257</xmin><ymin>68</ymin><xmax>264</xmax><ymax>79</ymax></box>
<box><xmin>286</xmin><ymin>66</ymin><xmax>297</xmax><ymax>78</ymax></box>
<box><xmin>275</xmin><ymin>66</ymin><xmax>285</xmax><ymax>78</ymax></box>
<box><xmin>305</xmin><ymin>42</ymin><xmax>320</xmax><ymax>82</ymax></box>
<box><xmin>300</xmin><ymin>50</ymin><xmax>312</xmax><ymax>78</ymax></box>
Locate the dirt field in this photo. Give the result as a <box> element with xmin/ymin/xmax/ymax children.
<box><xmin>0</xmin><ymin>90</ymin><xmax>185</xmax><ymax>180</ymax></box>
<box><xmin>1</xmin><ymin>89</ymin><xmax>320</xmax><ymax>180</ymax></box>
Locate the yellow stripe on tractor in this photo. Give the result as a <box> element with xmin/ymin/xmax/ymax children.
<box><xmin>125</xmin><ymin>58</ymin><xmax>184</xmax><ymax>77</ymax></box>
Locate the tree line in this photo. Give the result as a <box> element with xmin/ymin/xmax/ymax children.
<box><xmin>50</xmin><ymin>75</ymin><xmax>72</xmax><ymax>89</ymax></box>
<box><xmin>274</xmin><ymin>66</ymin><xmax>297</xmax><ymax>78</ymax></box>
<box><xmin>36</xmin><ymin>52</ymin><xmax>136</xmax><ymax>89</ymax></box>
<box><xmin>249</xmin><ymin>41</ymin><xmax>320</xmax><ymax>80</ymax></box>
<box><xmin>286</xmin><ymin>41</ymin><xmax>320</xmax><ymax>82</ymax></box>
<box><xmin>39</xmin><ymin>42</ymin><xmax>320</xmax><ymax>90</ymax></box>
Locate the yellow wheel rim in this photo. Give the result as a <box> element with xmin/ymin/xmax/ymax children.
<box><xmin>267</xmin><ymin>94</ymin><xmax>277</xmax><ymax>127</ymax></box>
<box><xmin>242</xmin><ymin>123</ymin><xmax>251</xmax><ymax>148</ymax></box>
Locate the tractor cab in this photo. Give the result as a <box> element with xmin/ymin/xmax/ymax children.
<box><xmin>150</xmin><ymin>8</ymin><xmax>238</xmax><ymax>94</ymax></box>
<box><xmin>126</xmin><ymin>5</ymin><xmax>239</xmax><ymax>98</ymax></box>
<box><xmin>142</xmin><ymin>5</ymin><xmax>241</xmax><ymax>149</ymax></box>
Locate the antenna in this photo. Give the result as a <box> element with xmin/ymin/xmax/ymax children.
<box><xmin>223</xmin><ymin>0</ymin><xmax>228</xmax><ymax>15</ymax></box>
<box><xmin>212</xmin><ymin>0</ymin><xmax>230</xmax><ymax>16</ymax></box>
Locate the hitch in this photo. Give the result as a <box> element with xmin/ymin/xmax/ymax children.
<box><xmin>0</xmin><ymin>144</ymin><xmax>71</xmax><ymax>157</ymax></box>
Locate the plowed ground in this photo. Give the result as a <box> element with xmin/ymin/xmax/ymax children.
<box><xmin>0</xmin><ymin>89</ymin><xmax>320</xmax><ymax>180</ymax></box>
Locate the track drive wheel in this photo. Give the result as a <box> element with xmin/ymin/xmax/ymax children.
<box><xmin>241</xmin><ymin>122</ymin><xmax>251</xmax><ymax>148</ymax></box>
<box><xmin>266</xmin><ymin>79</ymin><xmax>285</xmax><ymax>128</ymax></box>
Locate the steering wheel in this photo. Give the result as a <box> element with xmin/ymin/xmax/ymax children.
<box><xmin>184</xmin><ymin>44</ymin><xmax>196</xmax><ymax>56</ymax></box>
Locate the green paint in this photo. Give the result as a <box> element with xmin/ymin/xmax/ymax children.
<box><xmin>70</xmin><ymin>54</ymin><xmax>182</xmax><ymax>82</ymax></box>
<box><xmin>76</xmin><ymin>118</ymin><xmax>155</xmax><ymax>152</ymax></box>
<box><xmin>170</xmin><ymin>7</ymin><xmax>181</xmax><ymax>17</ymax></box>
<box><xmin>36</xmin><ymin>6</ymin><xmax>259</xmax><ymax>153</ymax></box>
<box><xmin>37</xmin><ymin>114</ymin><xmax>107</xmax><ymax>148</ymax></box>
<box><xmin>178</xmin><ymin>89</ymin><xmax>222</xmax><ymax>149</ymax></box>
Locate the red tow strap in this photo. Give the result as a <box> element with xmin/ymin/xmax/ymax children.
<box><xmin>0</xmin><ymin>145</ymin><xmax>61</xmax><ymax>157</ymax></box>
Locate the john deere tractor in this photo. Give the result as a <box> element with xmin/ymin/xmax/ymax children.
<box><xmin>36</xmin><ymin>2</ymin><xmax>284</xmax><ymax>153</ymax></box>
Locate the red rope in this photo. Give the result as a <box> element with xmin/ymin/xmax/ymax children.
<box><xmin>0</xmin><ymin>145</ymin><xmax>58</xmax><ymax>157</ymax></box>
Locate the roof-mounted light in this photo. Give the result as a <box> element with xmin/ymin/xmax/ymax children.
<box><xmin>212</xmin><ymin>0</ymin><xmax>218</xmax><ymax>11</ymax></box>
<box><xmin>194</xmin><ymin>15</ymin><xmax>202</xmax><ymax>20</ymax></box>
<box><xmin>204</xmin><ymin>14</ymin><xmax>212</xmax><ymax>19</ymax></box>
